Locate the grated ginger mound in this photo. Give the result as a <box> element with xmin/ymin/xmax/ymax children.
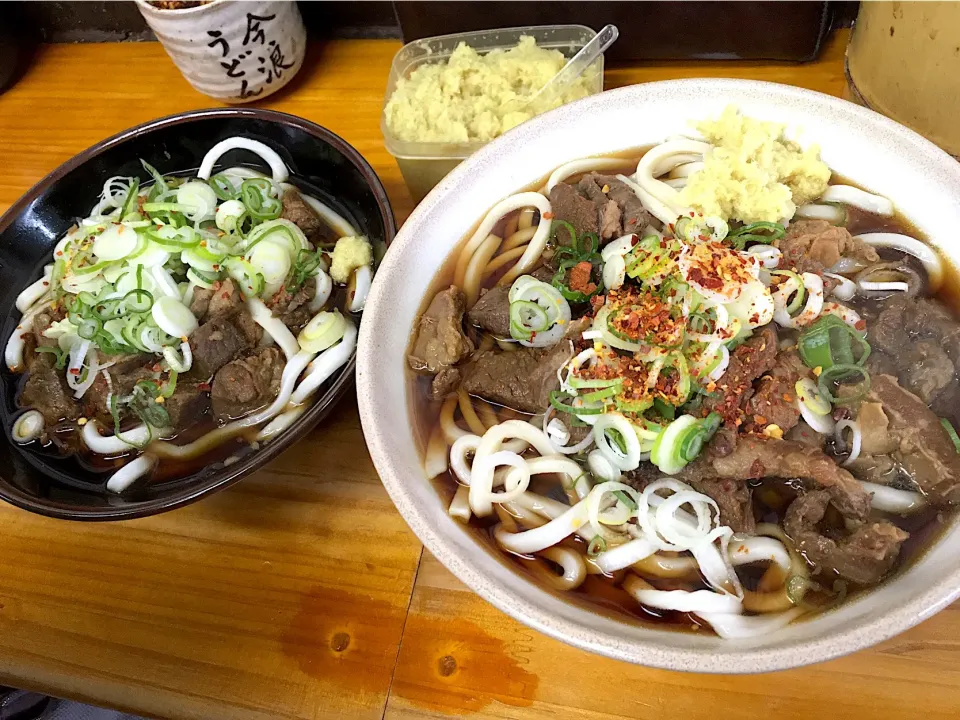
<box><xmin>679</xmin><ymin>106</ymin><xmax>831</xmax><ymax>224</ymax></box>
<box><xmin>384</xmin><ymin>36</ymin><xmax>596</xmax><ymax>144</ymax></box>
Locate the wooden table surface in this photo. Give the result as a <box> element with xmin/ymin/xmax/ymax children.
<box><xmin>0</xmin><ymin>30</ymin><xmax>958</xmax><ymax>720</ymax></box>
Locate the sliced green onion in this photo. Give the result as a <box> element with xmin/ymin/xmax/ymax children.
<box><xmin>123</xmin><ymin>289</ymin><xmax>154</xmax><ymax>313</ymax></box>
<box><xmin>77</xmin><ymin>317</ymin><xmax>103</xmax><ymax>340</ymax></box>
<box><xmin>798</xmin><ymin>314</ymin><xmax>870</xmax><ymax>371</ymax></box>
<box><xmin>119</xmin><ymin>177</ymin><xmax>141</xmax><ymax>218</ymax></box>
<box><xmin>653</xmin><ymin>397</ymin><xmax>676</xmax><ymax>421</ymax></box>
<box><xmin>727</xmin><ymin>221</ymin><xmax>785</xmax><ymax>250</ymax></box>
<box><xmin>141</xmin><ymin>160</ymin><xmax>168</xmax><ymax>197</ymax></box>
<box><xmin>612</xmin><ymin>489</ymin><xmax>638</xmax><ymax>512</ymax></box>
<box><xmin>550</xmin><ymin>219</ymin><xmax>578</xmax><ymax>247</ymax></box>
<box><xmin>240</xmin><ymin>178</ymin><xmax>282</xmax><ymax>221</ymax></box>
<box><xmin>941</xmin><ymin>418</ymin><xmax>960</xmax><ymax>454</ymax></box>
<box><xmin>587</xmin><ymin>536</ymin><xmax>607</xmax><ymax>558</ymax></box>
<box><xmin>509</xmin><ymin>299</ymin><xmax>549</xmax><ymax>341</ymax></box>
<box><xmin>550</xmin><ymin>390</ymin><xmax>604</xmax><ymax>416</ymax></box>
<box><xmin>795</xmin><ymin>377</ymin><xmax>831</xmax><ymax>415</ymax></box>
<box><xmin>818</xmin><ymin>364</ymin><xmax>870</xmax><ymax>405</ymax></box>
<box><xmin>209</xmin><ymin>173</ymin><xmax>239</xmax><ymax>201</ymax></box>
<box><xmin>35</xmin><ymin>345</ymin><xmax>67</xmax><ymax>368</ymax></box>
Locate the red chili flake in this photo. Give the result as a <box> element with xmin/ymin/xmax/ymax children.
<box><xmin>197</xmin><ymin>382</ymin><xmax>211</xmax><ymax>392</ymax></box>
<box><xmin>42</xmin><ymin>281</ymin><xmax>49</xmax><ymax>286</ymax></box>
<box><xmin>543</xmin><ymin>211</ymin><xmax>554</xmax><ymax>219</ymax></box>
<box><xmin>69</xmin><ymin>368</ymin><xmax>80</xmax><ymax>375</ymax></box>
<box><xmin>56</xmin><ymin>251</ymin><xmax>63</xmax><ymax>257</ymax></box>
<box><xmin>221</xmin><ymin>291</ymin><xmax>230</xmax><ymax>299</ymax></box>
<box><xmin>855</xmin><ymin>320</ymin><xmax>866</xmax><ymax>331</ymax></box>
<box><xmin>568</xmin><ymin>261</ymin><xmax>596</xmax><ymax>294</ymax></box>
<box><xmin>689</xmin><ymin>211</ymin><xmax>695</xmax><ymax>217</ymax></box>
<box><xmin>630</xmin><ymin>235</ymin><xmax>639</xmax><ymax>246</ymax></box>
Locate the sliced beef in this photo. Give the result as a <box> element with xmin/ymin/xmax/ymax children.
<box><xmin>744</xmin><ymin>349</ymin><xmax>808</xmax><ymax>434</ymax></box>
<box><xmin>211</xmin><ymin>278</ymin><xmax>245</xmax><ymax>317</ymax></box>
<box><xmin>585</xmin><ymin>173</ymin><xmax>655</xmax><ymax>235</ymax></box>
<box><xmin>466</xmin><ymin>268</ymin><xmax>559</xmax><ymax>338</ymax></box>
<box><xmin>19</xmin><ymin>353</ymin><xmax>80</xmax><ymax>425</ymax></box>
<box><xmin>576</xmin><ymin>176</ymin><xmax>622</xmax><ymax>239</ymax></box>
<box><xmin>268</xmin><ymin>277</ymin><xmax>317</xmax><ymax>331</ymax></box>
<box><xmin>165</xmin><ymin>381</ymin><xmax>211</xmax><ymax>428</ymax></box>
<box><xmin>31</xmin><ymin>311</ymin><xmax>58</xmax><ymax>349</ymax></box>
<box><xmin>281</xmin><ymin>188</ymin><xmax>334</xmax><ymax>244</ymax></box>
<box><xmin>703</xmin><ymin>325</ymin><xmax>778</xmax><ymax>428</ymax></box>
<box><xmin>189</xmin><ymin>286</ymin><xmax>213</xmax><ymax>319</ymax></box>
<box><xmin>784</xmin><ymin>490</ymin><xmax>908</xmax><ymax>585</ymax></box>
<box><xmin>898</xmin><ymin>339</ymin><xmax>955</xmax><ymax>406</ymax></box>
<box><xmin>83</xmin><ymin>360</ymin><xmax>155</xmax><ymax>425</ymax></box>
<box><xmin>190</xmin><ymin>315</ymin><xmax>254</xmax><ymax>379</ymax></box>
<box><xmin>408</xmin><ymin>286</ymin><xmax>473</xmax><ymax>374</ymax></box>
<box><xmin>867</xmin><ymin>295</ymin><xmax>960</xmax><ymax>367</ymax></box>
<box><xmin>466</xmin><ymin>285</ymin><xmax>511</xmax><ymax>337</ymax></box>
<box><xmin>460</xmin><ymin>338</ymin><xmax>575</xmax><ymax>413</ymax></box>
<box><xmin>778</xmin><ymin>219</ymin><xmax>879</xmax><ymax>274</ymax></box>
<box><xmin>691</xmin><ymin>478</ymin><xmax>755</xmax><ymax>534</ymax></box>
<box><xmin>548</xmin><ymin>182</ymin><xmax>600</xmax><ymax>244</ymax></box>
<box><xmin>867</xmin><ymin>374</ymin><xmax>960</xmax><ymax>504</ymax></box>
<box><xmin>548</xmin><ymin>175</ymin><xmax>656</xmax><ymax>246</ymax></box>
<box><xmin>703</xmin><ymin>436</ymin><xmax>871</xmax><ymax>521</ymax></box>
<box><xmin>785</xmin><ymin>420</ymin><xmax>825</xmax><ymax>449</ymax></box>
<box><xmin>212</xmin><ymin>347</ymin><xmax>283</xmax><ymax>420</ymax></box>
<box><xmin>431</xmin><ymin>367</ymin><xmax>461</xmax><ymax>399</ymax></box>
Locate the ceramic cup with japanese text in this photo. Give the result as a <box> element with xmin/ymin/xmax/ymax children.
<box><xmin>135</xmin><ymin>0</ymin><xmax>306</xmax><ymax>103</ymax></box>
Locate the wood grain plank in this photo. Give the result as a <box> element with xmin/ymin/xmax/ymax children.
<box><xmin>0</xmin><ymin>39</ymin><xmax>421</xmax><ymax>720</ymax></box>
<box><xmin>385</xmin><ymin>554</ymin><xmax>960</xmax><ymax>720</ymax></box>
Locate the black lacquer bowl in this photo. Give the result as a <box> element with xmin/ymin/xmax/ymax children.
<box><xmin>0</xmin><ymin>108</ymin><xmax>396</xmax><ymax>520</ymax></box>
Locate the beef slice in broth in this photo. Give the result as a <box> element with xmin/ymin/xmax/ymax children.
<box><xmin>408</xmin><ymin>286</ymin><xmax>473</xmax><ymax>374</ymax></box>
<box><xmin>212</xmin><ymin>347</ymin><xmax>283</xmax><ymax>420</ymax></box>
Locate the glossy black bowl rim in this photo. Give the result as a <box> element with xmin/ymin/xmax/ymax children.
<box><xmin>0</xmin><ymin>107</ymin><xmax>397</xmax><ymax>521</ymax></box>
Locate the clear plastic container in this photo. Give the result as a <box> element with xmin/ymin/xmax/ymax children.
<box><xmin>381</xmin><ymin>25</ymin><xmax>604</xmax><ymax>203</ymax></box>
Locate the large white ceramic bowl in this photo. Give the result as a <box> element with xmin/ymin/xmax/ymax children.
<box><xmin>357</xmin><ymin>79</ymin><xmax>960</xmax><ymax>672</ymax></box>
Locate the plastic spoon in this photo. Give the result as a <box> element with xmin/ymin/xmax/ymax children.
<box><xmin>513</xmin><ymin>24</ymin><xmax>620</xmax><ymax>112</ymax></box>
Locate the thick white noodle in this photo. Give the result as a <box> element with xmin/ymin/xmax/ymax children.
<box><xmin>544</xmin><ymin>158</ymin><xmax>634</xmax><ymax>192</ymax></box>
<box><xmin>310</xmin><ymin>268</ymin><xmax>333</xmax><ymax>312</ymax></box>
<box><xmin>83</xmin><ymin>421</ymin><xmax>154</xmax><ymax>454</ymax></box>
<box><xmin>289</xmin><ymin>319</ymin><xmax>357</xmax><ymax>405</ymax></box>
<box><xmin>493</xmin><ymin>502</ymin><xmax>590</xmax><ymax>554</ymax></box>
<box><xmin>821</xmin><ymin>185</ymin><xmax>894</xmax><ymax>216</ymax></box>
<box><xmin>795</xmin><ymin>204</ymin><xmax>845</xmax><ymax>223</ymax></box>
<box><xmin>668</xmin><ymin>161</ymin><xmax>705</xmax><ymax>179</ymax></box>
<box><xmin>247</xmin><ymin>297</ymin><xmax>300</xmax><ymax>359</ymax></box>
<box><xmin>633</xmin><ymin>139</ymin><xmax>711</xmax><ymax>220</ymax></box>
<box><xmin>728</xmin><ymin>536</ymin><xmax>792</xmax><ymax>571</ymax></box>
<box><xmin>449</xmin><ymin>485</ymin><xmax>472</xmax><ymax>522</ymax></box>
<box><xmin>858</xmin><ymin>480</ymin><xmax>926</xmax><ymax>514</ymax></box>
<box><xmin>622</xmin><ymin>576</ymin><xmax>742</xmax><ymax>614</ymax></box>
<box><xmin>836</xmin><ymin>419</ymin><xmax>862</xmax><ymax>466</ymax></box>
<box><xmin>853</xmin><ymin>232</ymin><xmax>943</xmax><ymax>289</ymax></box>
<box><xmin>256</xmin><ymin>405</ymin><xmax>306</xmax><ymax>442</ymax></box>
<box><xmin>466</xmin><ymin>193</ymin><xmax>552</xmax><ymax>286</ymax></box>
<box><xmin>593</xmin><ymin>537</ymin><xmax>656</xmax><ymax>574</ymax></box>
<box><xmin>468</xmin><ymin>420</ymin><xmax>557</xmax><ymax>516</ymax></box>
<box><xmin>106</xmin><ymin>453</ymin><xmax>157</xmax><ymax>493</ymax></box>
<box><xmin>697</xmin><ymin>608</ymin><xmax>805</xmax><ymax>639</ymax></box>
<box><xmin>347</xmin><ymin>264</ymin><xmax>372</xmax><ymax>312</ymax></box>
<box><xmin>198</xmin><ymin>138</ymin><xmax>289</xmax><ymax>183</ymax></box>
<box><xmin>538</xmin><ymin>546</ymin><xmax>587</xmax><ymax>589</ymax></box>
<box><xmin>16</xmin><ymin>267</ymin><xmax>52</xmax><ymax>313</ymax></box>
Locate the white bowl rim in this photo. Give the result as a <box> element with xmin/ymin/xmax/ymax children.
<box><xmin>358</xmin><ymin>78</ymin><xmax>960</xmax><ymax>673</ymax></box>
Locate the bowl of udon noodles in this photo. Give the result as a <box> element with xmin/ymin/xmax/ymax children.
<box><xmin>0</xmin><ymin>108</ymin><xmax>395</xmax><ymax>520</ymax></box>
<box><xmin>358</xmin><ymin>79</ymin><xmax>960</xmax><ymax>671</ymax></box>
